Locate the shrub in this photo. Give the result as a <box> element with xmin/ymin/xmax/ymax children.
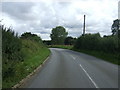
<box><xmin>1</xmin><ymin>25</ymin><xmax>23</xmax><ymax>79</ymax></box>
<box><xmin>74</xmin><ymin>33</ymin><xmax>118</xmax><ymax>54</ymax></box>
<box><xmin>20</xmin><ymin>32</ymin><xmax>42</xmax><ymax>44</ymax></box>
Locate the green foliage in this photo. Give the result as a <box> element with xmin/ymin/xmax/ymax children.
<box><xmin>50</xmin><ymin>26</ymin><xmax>68</xmax><ymax>45</ymax></box>
<box><xmin>72</xmin><ymin>49</ymin><xmax>119</xmax><ymax>65</ymax></box>
<box><xmin>2</xmin><ymin>25</ymin><xmax>50</xmax><ymax>88</ymax></box>
<box><xmin>43</xmin><ymin>40</ymin><xmax>51</xmax><ymax>45</ymax></box>
<box><xmin>2</xmin><ymin>26</ymin><xmax>22</xmax><ymax>61</ymax></box>
<box><xmin>111</xmin><ymin>19</ymin><xmax>120</xmax><ymax>35</ymax></box>
<box><xmin>3</xmin><ymin>39</ymin><xmax>50</xmax><ymax>88</ymax></box>
<box><xmin>74</xmin><ymin>33</ymin><xmax>119</xmax><ymax>64</ymax></box>
<box><xmin>74</xmin><ymin>33</ymin><xmax>118</xmax><ymax>54</ymax></box>
<box><xmin>21</xmin><ymin>32</ymin><xmax>42</xmax><ymax>43</ymax></box>
<box><xmin>2</xmin><ymin>25</ymin><xmax>23</xmax><ymax>80</ymax></box>
<box><xmin>101</xmin><ymin>36</ymin><xmax>118</xmax><ymax>53</ymax></box>
<box><xmin>49</xmin><ymin>45</ymin><xmax>73</xmax><ymax>49</ymax></box>
<box><xmin>64</xmin><ymin>36</ymin><xmax>76</xmax><ymax>45</ymax></box>
<box><xmin>74</xmin><ymin>33</ymin><xmax>101</xmax><ymax>50</ymax></box>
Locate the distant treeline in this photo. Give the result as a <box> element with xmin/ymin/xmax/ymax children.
<box><xmin>43</xmin><ymin>36</ymin><xmax>76</xmax><ymax>45</ymax></box>
<box><xmin>45</xmin><ymin>19</ymin><xmax>119</xmax><ymax>55</ymax></box>
<box><xmin>46</xmin><ymin>19</ymin><xmax>119</xmax><ymax>64</ymax></box>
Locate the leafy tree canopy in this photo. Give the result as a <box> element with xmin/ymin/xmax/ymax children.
<box><xmin>50</xmin><ymin>26</ymin><xmax>68</xmax><ymax>45</ymax></box>
<box><xmin>21</xmin><ymin>32</ymin><xmax>42</xmax><ymax>42</ymax></box>
<box><xmin>64</xmin><ymin>36</ymin><xmax>76</xmax><ymax>45</ymax></box>
<box><xmin>111</xmin><ymin>19</ymin><xmax>120</xmax><ymax>36</ymax></box>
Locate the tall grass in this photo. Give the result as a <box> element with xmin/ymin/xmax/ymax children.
<box><xmin>48</xmin><ymin>45</ymin><xmax>73</xmax><ymax>49</ymax></box>
<box><xmin>2</xmin><ymin>25</ymin><xmax>50</xmax><ymax>88</ymax></box>
<box><xmin>72</xmin><ymin>48</ymin><xmax>119</xmax><ymax>65</ymax></box>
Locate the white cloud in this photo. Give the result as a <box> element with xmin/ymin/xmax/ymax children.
<box><xmin>1</xmin><ymin>0</ymin><xmax>119</xmax><ymax>40</ymax></box>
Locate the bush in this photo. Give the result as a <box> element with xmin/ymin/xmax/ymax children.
<box><xmin>74</xmin><ymin>33</ymin><xmax>101</xmax><ymax>50</ymax></box>
<box><xmin>1</xmin><ymin>25</ymin><xmax>23</xmax><ymax>79</ymax></box>
<box><xmin>20</xmin><ymin>32</ymin><xmax>42</xmax><ymax>44</ymax></box>
<box><xmin>74</xmin><ymin>33</ymin><xmax>118</xmax><ymax>54</ymax></box>
<box><xmin>100</xmin><ymin>36</ymin><xmax>118</xmax><ymax>53</ymax></box>
<box><xmin>1</xmin><ymin>24</ymin><xmax>51</xmax><ymax>88</ymax></box>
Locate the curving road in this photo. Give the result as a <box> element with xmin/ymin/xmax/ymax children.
<box><xmin>23</xmin><ymin>48</ymin><xmax>118</xmax><ymax>88</ymax></box>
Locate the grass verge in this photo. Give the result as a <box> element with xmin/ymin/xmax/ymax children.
<box><xmin>3</xmin><ymin>40</ymin><xmax>50</xmax><ymax>88</ymax></box>
<box><xmin>48</xmin><ymin>45</ymin><xmax>73</xmax><ymax>49</ymax></box>
<box><xmin>72</xmin><ymin>48</ymin><xmax>119</xmax><ymax>65</ymax></box>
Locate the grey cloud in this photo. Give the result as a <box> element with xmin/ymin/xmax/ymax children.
<box><xmin>1</xmin><ymin>0</ymin><xmax>118</xmax><ymax>40</ymax></box>
<box><xmin>2</xmin><ymin>2</ymin><xmax>35</xmax><ymax>21</ymax></box>
<box><xmin>40</xmin><ymin>31</ymin><xmax>48</xmax><ymax>34</ymax></box>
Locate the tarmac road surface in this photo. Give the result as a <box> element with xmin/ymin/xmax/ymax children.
<box><xmin>23</xmin><ymin>48</ymin><xmax>118</xmax><ymax>88</ymax></box>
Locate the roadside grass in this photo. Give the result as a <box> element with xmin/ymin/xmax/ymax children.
<box><xmin>72</xmin><ymin>48</ymin><xmax>119</xmax><ymax>65</ymax></box>
<box><xmin>48</xmin><ymin>45</ymin><xmax>119</xmax><ymax>65</ymax></box>
<box><xmin>48</xmin><ymin>45</ymin><xmax>73</xmax><ymax>49</ymax></box>
<box><xmin>3</xmin><ymin>39</ymin><xmax>50</xmax><ymax>88</ymax></box>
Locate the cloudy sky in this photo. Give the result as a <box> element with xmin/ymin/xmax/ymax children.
<box><xmin>0</xmin><ymin>0</ymin><xmax>119</xmax><ymax>40</ymax></box>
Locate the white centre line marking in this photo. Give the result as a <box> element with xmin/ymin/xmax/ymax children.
<box><xmin>79</xmin><ymin>64</ymin><xmax>99</xmax><ymax>88</ymax></box>
<box><xmin>71</xmin><ymin>55</ymin><xmax>76</xmax><ymax>60</ymax></box>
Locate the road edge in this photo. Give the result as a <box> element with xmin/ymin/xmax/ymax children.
<box><xmin>12</xmin><ymin>55</ymin><xmax>50</xmax><ymax>88</ymax></box>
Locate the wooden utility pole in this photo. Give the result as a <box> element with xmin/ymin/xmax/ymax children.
<box><xmin>83</xmin><ymin>15</ymin><xmax>86</xmax><ymax>36</ymax></box>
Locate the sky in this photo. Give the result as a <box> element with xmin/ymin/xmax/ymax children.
<box><xmin>0</xmin><ymin>0</ymin><xmax>119</xmax><ymax>40</ymax></box>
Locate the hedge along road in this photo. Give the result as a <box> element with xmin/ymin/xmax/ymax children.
<box><xmin>23</xmin><ymin>48</ymin><xmax>118</xmax><ymax>88</ymax></box>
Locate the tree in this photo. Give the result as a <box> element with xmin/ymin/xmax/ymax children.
<box><xmin>50</xmin><ymin>26</ymin><xmax>68</xmax><ymax>45</ymax></box>
<box><xmin>74</xmin><ymin>33</ymin><xmax>101</xmax><ymax>50</ymax></box>
<box><xmin>64</xmin><ymin>36</ymin><xmax>76</xmax><ymax>45</ymax></box>
<box><xmin>111</xmin><ymin>19</ymin><xmax>120</xmax><ymax>36</ymax></box>
<box><xmin>43</xmin><ymin>40</ymin><xmax>51</xmax><ymax>45</ymax></box>
<box><xmin>20</xmin><ymin>32</ymin><xmax>42</xmax><ymax>43</ymax></box>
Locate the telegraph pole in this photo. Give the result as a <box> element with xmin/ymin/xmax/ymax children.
<box><xmin>83</xmin><ymin>15</ymin><xmax>86</xmax><ymax>36</ymax></box>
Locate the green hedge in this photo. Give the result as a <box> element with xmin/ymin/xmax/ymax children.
<box><xmin>74</xmin><ymin>33</ymin><xmax>118</xmax><ymax>54</ymax></box>
<box><xmin>2</xmin><ymin>25</ymin><xmax>50</xmax><ymax>88</ymax></box>
<box><xmin>74</xmin><ymin>33</ymin><xmax>119</xmax><ymax>65</ymax></box>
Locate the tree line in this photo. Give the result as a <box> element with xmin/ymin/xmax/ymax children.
<box><xmin>43</xmin><ymin>26</ymin><xmax>77</xmax><ymax>45</ymax></box>
<box><xmin>47</xmin><ymin>19</ymin><xmax>119</xmax><ymax>59</ymax></box>
<box><xmin>45</xmin><ymin>19</ymin><xmax>119</xmax><ymax>51</ymax></box>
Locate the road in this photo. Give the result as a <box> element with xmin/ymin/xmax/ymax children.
<box><xmin>23</xmin><ymin>48</ymin><xmax>118</xmax><ymax>88</ymax></box>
